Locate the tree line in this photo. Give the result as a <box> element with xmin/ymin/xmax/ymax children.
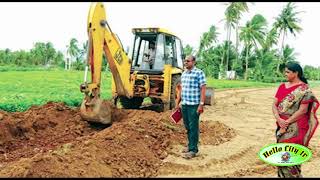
<box><xmin>185</xmin><ymin>2</ymin><xmax>320</xmax><ymax>82</ymax></box>
<box><xmin>0</xmin><ymin>3</ymin><xmax>319</xmax><ymax>81</ymax></box>
<box><xmin>0</xmin><ymin>38</ymin><xmax>107</xmax><ymax>71</ymax></box>
<box><xmin>0</xmin><ymin>42</ymin><xmax>64</xmax><ymax>68</ymax></box>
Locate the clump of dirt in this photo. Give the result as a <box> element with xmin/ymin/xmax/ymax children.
<box><xmin>168</xmin><ymin>120</ymin><xmax>237</xmax><ymax>146</ymax></box>
<box><xmin>0</xmin><ymin>102</ymin><xmax>236</xmax><ymax>177</ymax></box>
<box><xmin>0</xmin><ymin>102</ymin><xmax>96</xmax><ymax>163</ymax></box>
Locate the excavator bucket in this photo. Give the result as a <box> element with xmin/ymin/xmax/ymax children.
<box><xmin>80</xmin><ymin>97</ymin><xmax>113</xmax><ymax>125</ymax></box>
<box><xmin>79</xmin><ymin>2</ymin><xmax>114</xmax><ymax>125</ymax></box>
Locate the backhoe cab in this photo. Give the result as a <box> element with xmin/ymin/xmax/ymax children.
<box><xmin>119</xmin><ymin>27</ymin><xmax>185</xmax><ymax>109</ymax></box>
<box><xmin>79</xmin><ymin>3</ymin><xmax>212</xmax><ymax>125</ymax></box>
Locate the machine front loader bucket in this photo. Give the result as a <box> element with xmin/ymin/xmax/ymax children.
<box><xmin>80</xmin><ymin>97</ymin><xmax>112</xmax><ymax>125</ymax></box>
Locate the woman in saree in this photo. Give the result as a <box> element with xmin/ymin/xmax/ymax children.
<box><xmin>272</xmin><ymin>63</ymin><xmax>319</xmax><ymax>178</ymax></box>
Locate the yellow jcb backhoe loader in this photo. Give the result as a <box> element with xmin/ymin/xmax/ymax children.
<box><xmin>79</xmin><ymin>2</ymin><xmax>213</xmax><ymax>124</ymax></box>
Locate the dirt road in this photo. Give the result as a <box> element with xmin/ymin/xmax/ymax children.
<box><xmin>0</xmin><ymin>87</ymin><xmax>319</xmax><ymax>177</ymax></box>
<box><xmin>158</xmin><ymin>87</ymin><xmax>320</xmax><ymax>177</ymax></box>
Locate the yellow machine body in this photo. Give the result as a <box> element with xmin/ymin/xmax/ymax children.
<box><xmin>80</xmin><ymin>3</ymin><xmax>185</xmax><ymax>124</ymax></box>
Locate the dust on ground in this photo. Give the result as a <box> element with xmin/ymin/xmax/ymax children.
<box><xmin>0</xmin><ymin>87</ymin><xmax>319</xmax><ymax>177</ymax></box>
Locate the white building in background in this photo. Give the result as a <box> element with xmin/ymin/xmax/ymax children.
<box><xmin>219</xmin><ymin>70</ymin><xmax>236</xmax><ymax>80</ymax></box>
<box><xmin>226</xmin><ymin>71</ymin><xmax>236</xmax><ymax>80</ymax></box>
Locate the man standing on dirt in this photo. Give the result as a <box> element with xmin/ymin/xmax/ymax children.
<box><xmin>175</xmin><ymin>55</ymin><xmax>206</xmax><ymax>159</ymax></box>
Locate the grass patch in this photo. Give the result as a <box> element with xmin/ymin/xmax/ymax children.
<box><xmin>0</xmin><ymin>70</ymin><xmax>112</xmax><ymax>112</ymax></box>
<box><xmin>206</xmin><ymin>79</ymin><xmax>277</xmax><ymax>90</ymax></box>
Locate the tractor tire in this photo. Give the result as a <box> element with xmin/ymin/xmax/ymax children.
<box><xmin>151</xmin><ymin>98</ymin><xmax>162</xmax><ymax>104</ymax></box>
<box><xmin>120</xmin><ymin>96</ymin><xmax>144</xmax><ymax>109</ymax></box>
<box><xmin>169</xmin><ymin>75</ymin><xmax>181</xmax><ymax>110</ymax></box>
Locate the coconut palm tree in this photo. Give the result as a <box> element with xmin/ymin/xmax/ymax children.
<box><xmin>197</xmin><ymin>47</ymin><xmax>219</xmax><ymax>78</ymax></box>
<box><xmin>224</xmin><ymin>3</ymin><xmax>236</xmax><ymax>72</ymax></box>
<box><xmin>231</xmin><ymin>3</ymin><xmax>250</xmax><ymax>71</ymax></box>
<box><xmin>183</xmin><ymin>44</ymin><xmax>195</xmax><ymax>56</ymax></box>
<box><xmin>274</xmin><ymin>2</ymin><xmax>302</xmax><ymax>72</ymax></box>
<box><xmin>279</xmin><ymin>44</ymin><xmax>298</xmax><ymax>70</ymax></box>
<box><xmin>44</xmin><ymin>42</ymin><xmax>56</xmax><ymax>66</ymax></box>
<box><xmin>79</xmin><ymin>40</ymin><xmax>88</xmax><ymax>63</ymax></box>
<box><xmin>198</xmin><ymin>25</ymin><xmax>219</xmax><ymax>60</ymax></box>
<box><xmin>66</xmin><ymin>38</ymin><xmax>80</xmax><ymax>70</ymax></box>
<box><xmin>263</xmin><ymin>27</ymin><xmax>279</xmax><ymax>51</ymax></box>
<box><xmin>198</xmin><ymin>25</ymin><xmax>219</xmax><ymax>52</ymax></box>
<box><xmin>260</xmin><ymin>49</ymin><xmax>279</xmax><ymax>77</ymax></box>
<box><xmin>240</xmin><ymin>14</ymin><xmax>267</xmax><ymax>80</ymax></box>
<box><xmin>224</xmin><ymin>2</ymin><xmax>250</xmax><ymax>72</ymax></box>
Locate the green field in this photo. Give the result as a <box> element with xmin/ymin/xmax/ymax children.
<box><xmin>2</xmin><ymin>70</ymin><xmax>318</xmax><ymax>112</ymax></box>
<box><xmin>0</xmin><ymin>70</ymin><xmax>112</xmax><ymax>112</ymax></box>
<box><xmin>207</xmin><ymin>79</ymin><xmax>277</xmax><ymax>90</ymax></box>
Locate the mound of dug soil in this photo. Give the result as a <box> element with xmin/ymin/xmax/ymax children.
<box><xmin>0</xmin><ymin>102</ymin><xmax>236</xmax><ymax>177</ymax></box>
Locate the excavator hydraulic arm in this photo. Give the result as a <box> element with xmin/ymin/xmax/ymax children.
<box><xmin>79</xmin><ymin>2</ymin><xmax>133</xmax><ymax>124</ymax></box>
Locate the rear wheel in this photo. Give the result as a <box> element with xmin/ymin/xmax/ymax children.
<box><xmin>119</xmin><ymin>96</ymin><xmax>144</xmax><ymax>109</ymax></box>
<box><xmin>151</xmin><ymin>98</ymin><xmax>162</xmax><ymax>104</ymax></box>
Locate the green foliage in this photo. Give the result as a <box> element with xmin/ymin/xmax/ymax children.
<box><xmin>54</xmin><ymin>51</ymin><xmax>66</xmax><ymax>68</ymax></box>
<box><xmin>0</xmin><ymin>39</ymin><xmax>89</xmax><ymax>71</ymax></box>
<box><xmin>273</xmin><ymin>2</ymin><xmax>303</xmax><ymax>73</ymax></box>
<box><xmin>194</xmin><ymin>2</ymin><xmax>312</xmax><ymax>82</ymax></box>
<box><xmin>67</xmin><ymin>38</ymin><xmax>80</xmax><ymax>60</ymax></box>
<box><xmin>183</xmin><ymin>44</ymin><xmax>195</xmax><ymax>56</ymax></box>
<box><xmin>197</xmin><ymin>47</ymin><xmax>220</xmax><ymax>78</ymax></box>
<box><xmin>198</xmin><ymin>25</ymin><xmax>219</xmax><ymax>54</ymax></box>
<box><xmin>0</xmin><ymin>65</ymin><xmax>64</xmax><ymax>72</ymax></box>
<box><xmin>73</xmin><ymin>61</ymin><xmax>86</xmax><ymax>71</ymax></box>
<box><xmin>65</xmin><ymin>39</ymin><xmax>89</xmax><ymax>71</ymax></box>
<box><xmin>264</xmin><ymin>27</ymin><xmax>279</xmax><ymax>50</ymax></box>
<box><xmin>309</xmin><ymin>81</ymin><xmax>320</xmax><ymax>88</ymax></box>
<box><xmin>304</xmin><ymin>65</ymin><xmax>320</xmax><ymax>80</ymax></box>
<box><xmin>274</xmin><ymin>2</ymin><xmax>302</xmax><ymax>37</ymax></box>
<box><xmin>0</xmin><ymin>41</ymin><xmax>64</xmax><ymax>68</ymax></box>
<box><xmin>261</xmin><ymin>76</ymin><xmax>285</xmax><ymax>83</ymax></box>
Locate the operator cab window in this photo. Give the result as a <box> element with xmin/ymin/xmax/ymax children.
<box><xmin>164</xmin><ymin>35</ymin><xmax>177</xmax><ymax>67</ymax></box>
<box><xmin>175</xmin><ymin>38</ymin><xmax>184</xmax><ymax>69</ymax></box>
<box><xmin>153</xmin><ymin>34</ymin><xmax>165</xmax><ymax>70</ymax></box>
<box><xmin>131</xmin><ymin>35</ymin><xmax>157</xmax><ymax>71</ymax></box>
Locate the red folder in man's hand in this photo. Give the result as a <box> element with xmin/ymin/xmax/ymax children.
<box><xmin>170</xmin><ymin>108</ymin><xmax>182</xmax><ymax>124</ymax></box>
